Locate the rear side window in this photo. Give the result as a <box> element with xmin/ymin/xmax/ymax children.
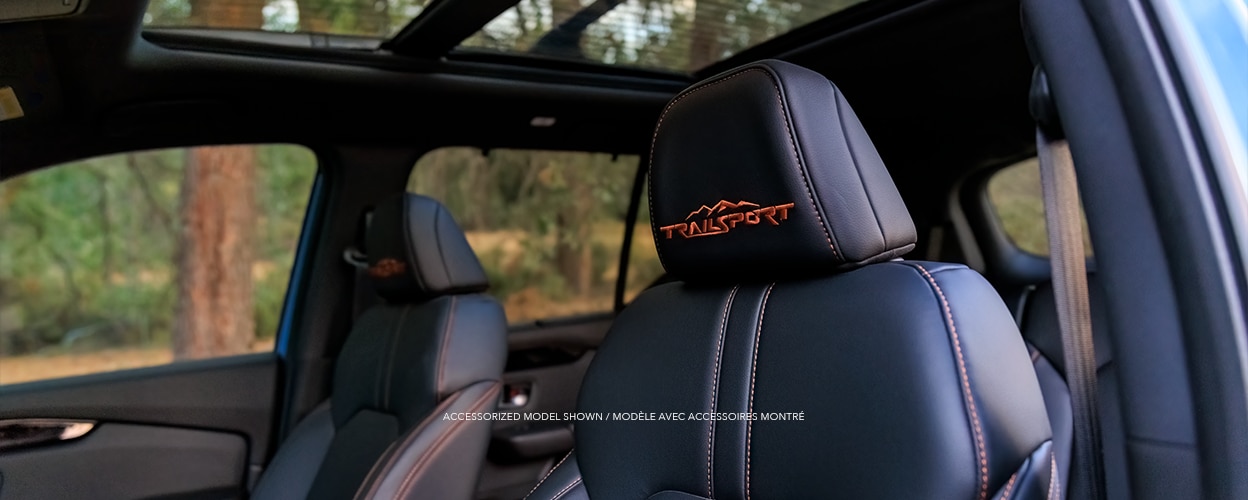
<box><xmin>986</xmin><ymin>157</ymin><xmax>1093</xmax><ymax>256</ymax></box>
<box><xmin>0</xmin><ymin>145</ymin><xmax>317</xmax><ymax>385</ymax></box>
<box><xmin>408</xmin><ymin>148</ymin><xmax>663</xmax><ymax>323</ymax></box>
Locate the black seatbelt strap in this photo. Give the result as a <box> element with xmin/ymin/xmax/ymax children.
<box><xmin>345</xmin><ymin>208</ymin><xmax>376</xmax><ymax>320</ymax></box>
<box><xmin>1032</xmin><ymin>66</ymin><xmax>1105</xmax><ymax>500</ymax></box>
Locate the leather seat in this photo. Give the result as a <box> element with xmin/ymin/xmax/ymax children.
<box><xmin>251</xmin><ymin>193</ymin><xmax>507</xmax><ymax>500</ymax></box>
<box><xmin>1012</xmin><ymin>277</ymin><xmax>1130</xmax><ymax>500</ymax></box>
<box><xmin>527</xmin><ymin>60</ymin><xmax>1056</xmax><ymax>500</ymax></box>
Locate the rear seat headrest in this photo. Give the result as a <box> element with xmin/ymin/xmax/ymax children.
<box><xmin>366</xmin><ymin>193</ymin><xmax>489</xmax><ymax>303</ymax></box>
<box><xmin>648</xmin><ymin>59</ymin><xmax>917</xmax><ymax>282</ymax></box>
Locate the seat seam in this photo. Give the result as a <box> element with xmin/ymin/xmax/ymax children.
<box><xmin>913</xmin><ymin>263</ymin><xmax>988</xmax><ymax>500</ymax></box>
<box><xmin>1000</xmin><ymin>471</ymin><xmax>1019</xmax><ymax>500</ymax></box>
<box><xmin>353</xmin><ymin>387</ymin><xmax>468</xmax><ymax>500</ymax></box>
<box><xmin>550</xmin><ymin>478</ymin><xmax>583</xmax><ymax>500</ymax></box>
<box><xmin>832</xmin><ymin>83</ymin><xmax>889</xmax><ymax>252</ymax></box>
<box><xmin>1048</xmin><ymin>451</ymin><xmax>1058</xmax><ymax>500</ymax></box>
<box><xmin>707</xmin><ymin>285</ymin><xmax>739</xmax><ymax>498</ymax></box>
<box><xmin>765</xmin><ymin>70</ymin><xmax>840</xmax><ymax>260</ymax></box>
<box><xmin>394</xmin><ymin>382</ymin><xmax>500</xmax><ymax>498</ymax></box>
<box><xmin>435</xmin><ymin>296</ymin><xmax>459</xmax><ymax>401</ymax></box>
<box><xmin>745</xmin><ymin>283</ymin><xmax>776</xmax><ymax>500</ymax></box>
<box><xmin>647</xmin><ymin>68</ymin><xmax>757</xmax><ymax>270</ymax></box>
<box><xmin>524</xmin><ymin>449</ymin><xmax>575</xmax><ymax>500</ymax></box>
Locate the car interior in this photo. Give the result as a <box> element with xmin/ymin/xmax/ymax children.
<box><xmin>1</xmin><ymin>0</ymin><xmax>1245</xmax><ymax>499</ymax></box>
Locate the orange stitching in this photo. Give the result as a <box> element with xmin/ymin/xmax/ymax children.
<box><xmin>1000</xmin><ymin>472</ymin><xmax>1019</xmax><ymax>500</ymax></box>
<box><xmin>550</xmin><ymin>478</ymin><xmax>583</xmax><ymax>500</ymax></box>
<box><xmin>524</xmin><ymin>450</ymin><xmax>575</xmax><ymax>500</ymax></box>
<box><xmin>647</xmin><ymin>69</ymin><xmax>760</xmax><ymax>268</ymax></box>
<box><xmin>355</xmin><ymin>388</ymin><xmax>470</xmax><ymax>499</ymax></box>
<box><xmin>368</xmin><ymin>258</ymin><xmax>407</xmax><ymax>278</ymax></box>
<box><xmin>1048</xmin><ymin>452</ymin><xmax>1058</xmax><ymax>500</ymax></box>
<box><xmin>435</xmin><ymin>296</ymin><xmax>459</xmax><ymax>400</ymax></box>
<box><xmin>707</xmin><ymin>285</ymin><xmax>740</xmax><ymax>498</ymax></box>
<box><xmin>647</xmin><ymin>67</ymin><xmax>839</xmax><ymax>261</ymax></box>
<box><xmin>915</xmin><ymin>264</ymin><xmax>988</xmax><ymax>500</ymax></box>
<box><xmin>745</xmin><ymin>283</ymin><xmax>776</xmax><ymax>500</ymax></box>
<box><xmin>395</xmin><ymin>383</ymin><xmax>500</xmax><ymax>497</ymax></box>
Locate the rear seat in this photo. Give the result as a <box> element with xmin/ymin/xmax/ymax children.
<box><xmin>1007</xmin><ymin>275</ymin><xmax>1131</xmax><ymax>500</ymax></box>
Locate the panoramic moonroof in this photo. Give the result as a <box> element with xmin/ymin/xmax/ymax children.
<box><xmin>142</xmin><ymin>0</ymin><xmax>433</xmax><ymax>37</ymax></box>
<box><xmin>460</xmin><ymin>0</ymin><xmax>869</xmax><ymax>73</ymax></box>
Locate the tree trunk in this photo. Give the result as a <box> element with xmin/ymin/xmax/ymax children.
<box><xmin>174</xmin><ymin>146</ymin><xmax>257</xmax><ymax>359</ymax></box>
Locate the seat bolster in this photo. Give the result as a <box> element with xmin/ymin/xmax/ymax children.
<box><xmin>525</xmin><ymin>452</ymin><xmax>589</xmax><ymax>500</ymax></box>
<box><xmin>991</xmin><ymin>440</ymin><xmax>1058</xmax><ymax>500</ymax></box>
<box><xmin>904</xmin><ymin>262</ymin><xmax>1054</xmax><ymax>491</ymax></box>
<box><xmin>251</xmin><ymin>401</ymin><xmax>334</xmax><ymax>500</ymax></box>
<box><xmin>359</xmin><ymin>380</ymin><xmax>501</xmax><ymax>500</ymax></box>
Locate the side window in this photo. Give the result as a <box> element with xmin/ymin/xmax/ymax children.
<box><xmin>986</xmin><ymin>157</ymin><xmax>1093</xmax><ymax>256</ymax></box>
<box><xmin>0</xmin><ymin>145</ymin><xmax>317</xmax><ymax>385</ymax></box>
<box><xmin>408</xmin><ymin>148</ymin><xmax>662</xmax><ymax>323</ymax></box>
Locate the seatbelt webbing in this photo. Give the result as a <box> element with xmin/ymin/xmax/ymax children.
<box><xmin>1037</xmin><ymin>126</ymin><xmax>1105</xmax><ymax>500</ymax></box>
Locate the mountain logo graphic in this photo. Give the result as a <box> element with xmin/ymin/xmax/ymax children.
<box><xmin>660</xmin><ymin>199</ymin><xmax>796</xmax><ymax>239</ymax></box>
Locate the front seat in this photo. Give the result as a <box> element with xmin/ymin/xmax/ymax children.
<box><xmin>526</xmin><ymin>60</ymin><xmax>1056</xmax><ymax>500</ymax></box>
<box><xmin>251</xmin><ymin>193</ymin><xmax>507</xmax><ymax>500</ymax></box>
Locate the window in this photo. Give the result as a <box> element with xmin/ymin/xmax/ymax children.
<box><xmin>986</xmin><ymin>157</ymin><xmax>1093</xmax><ymax>256</ymax></box>
<box><xmin>408</xmin><ymin>148</ymin><xmax>663</xmax><ymax>323</ymax></box>
<box><xmin>461</xmin><ymin>0</ymin><xmax>870</xmax><ymax>73</ymax></box>
<box><xmin>0</xmin><ymin>145</ymin><xmax>317</xmax><ymax>385</ymax></box>
<box><xmin>143</xmin><ymin>0</ymin><xmax>432</xmax><ymax>38</ymax></box>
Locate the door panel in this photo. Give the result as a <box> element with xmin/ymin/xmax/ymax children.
<box><xmin>475</xmin><ymin>316</ymin><xmax>610</xmax><ymax>500</ymax></box>
<box><xmin>0</xmin><ymin>353</ymin><xmax>278</xmax><ymax>497</ymax></box>
<box><xmin>0</xmin><ymin>423</ymin><xmax>247</xmax><ymax>500</ymax></box>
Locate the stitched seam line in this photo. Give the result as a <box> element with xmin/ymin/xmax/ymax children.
<box><xmin>395</xmin><ymin>383</ymin><xmax>499</xmax><ymax>497</ymax></box>
<box><xmin>550</xmin><ymin>478</ymin><xmax>583</xmax><ymax>500</ymax></box>
<box><xmin>435</xmin><ymin>296</ymin><xmax>459</xmax><ymax>401</ymax></box>
<box><xmin>355</xmin><ymin>388</ymin><xmax>465</xmax><ymax>500</ymax></box>
<box><xmin>765</xmin><ymin>71</ymin><xmax>839</xmax><ymax>261</ymax></box>
<box><xmin>1000</xmin><ymin>471</ymin><xmax>1019</xmax><ymax>500</ymax></box>
<box><xmin>745</xmin><ymin>283</ymin><xmax>776</xmax><ymax>500</ymax></box>
<box><xmin>524</xmin><ymin>450</ymin><xmax>575</xmax><ymax>500</ymax></box>
<box><xmin>433</xmin><ymin>202</ymin><xmax>454</xmax><ymax>287</ymax></box>
<box><xmin>832</xmin><ymin>84</ymin><xmax>888</xmax><ymax>251</ymax></box>
<box><xmin>1048</xmin><ymin>452</ymin><xmax>1058</xmax><ymax>500</ymax></box>
<box><xmin>707</xmin><ymin>285</ymin><xmax>740</xmax><ymax>498</ymax></box>
<box><xmin>381</xmin><ymin>305</ymin><xmax>413</xmax><ymax>408</ymax></box>
<box><xmin>914</xmin><ymin>264</ymin><xmax>988</xmax><ymax>500</ymax></box>
<box><xmin>647</xmin><ymin>68</ymin><xmax>761</xmax><ymax>270</ymax></box>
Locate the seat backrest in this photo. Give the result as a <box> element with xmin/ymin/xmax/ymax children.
<box><xmin>527</xmin><ymin>60</ymin><xmax>1055</xmax><ymax>500</ymax></box>
<box><xmin>252</xmin><ymin>194</ymin><xmax>506</xmax><ymax>500</ymax></box>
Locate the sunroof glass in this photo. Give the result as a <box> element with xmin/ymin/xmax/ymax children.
<box><xmin>143</xmin><ymin>0</ymin><xmax>433</xmax><ymax>37</ymax></box>
<box><xmin>460</xmin><ymin>0</ymin><xmax>870</xmax><ymax>72</ymax></box>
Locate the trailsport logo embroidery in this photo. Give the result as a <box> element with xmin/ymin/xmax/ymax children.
<box><xmin>369</xmin><ymin>258</ymin><xmax>407</xmax><ymax>278</ymax></box>
<box><xmin>659</xmin><ymin>199</ymin><xmax>796</xmax><ymax>239</ymax></box>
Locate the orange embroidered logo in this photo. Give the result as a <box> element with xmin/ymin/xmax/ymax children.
<box><xmin>659</xmin><ymin>199</ymin><xmax>796</xmax><ymax>239</ymax></box>
<box><xmin>368</xmin><ymin>258</ymin><xmax>407</xmax><ymax>278</ymax></box>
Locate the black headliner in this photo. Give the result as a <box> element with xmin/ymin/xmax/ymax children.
<box><xmin>0</xmin><ymin>0</ymin><xmax>1035</xmax><ymax>211</ymax></box>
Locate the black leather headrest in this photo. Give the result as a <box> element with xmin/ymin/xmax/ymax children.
<box><xmin>648</xmin><ymin>59</ymin><xmax>917</xmax><ymax>281</ymax></box>
<box><xmin>366</xmin><ymin>193</ymin><xmax>489</xmax><ymax>302</ymax></box>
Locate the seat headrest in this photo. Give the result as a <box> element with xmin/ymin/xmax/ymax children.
<box><xmin>648</xmin><ymin>59</ymin><xmax>917</xmax><ymax>281</ymax></box>
<box><xmin>366</xmin><ymin>193</ymin><xmax>489</xmax><ymax>302</ymax></box>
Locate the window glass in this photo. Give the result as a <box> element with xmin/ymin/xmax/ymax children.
<box><xmin>461</xmin><ymin>0</ymin><xmax>870</xmax><ymax>73</ymax></box>
<box><xmin>0</xmin><ymin>145</ymin><xmax>317</xmax><ymax>385</ymax></box>
<box><xmin>144</xmin><ymin>0</ymin><xmax>432</xmax><ymax>38</ymax></box>
<box><xmin>986</xmin><ymin>157</ymin><xmax>1093</xmax><ymax>256</ymax></box>
<box><xmin>408</xmin><ymin>148</ymin><xmax>647</xmax><ymax>323</ymax></box>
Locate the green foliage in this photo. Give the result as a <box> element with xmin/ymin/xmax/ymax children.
<box><xmin>986</xmin><ymin>157</ymin><xmax>1093</xmax><ymax>257</ymax></box>
<box><xmin>0</xmin><ymin>145</ymin><xmax>316</xmax><ymax>356</ymax></box>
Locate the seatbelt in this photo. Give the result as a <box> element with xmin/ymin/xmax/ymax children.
<box><xmin>345</xmin><ymin>208</ymin><xmax>376</xmax><ymax>320</ymax></box>
<box><xmin>1032</xmin><ymin>66</ymin><xmax>1105</xmax><ymax>500</ymax></box>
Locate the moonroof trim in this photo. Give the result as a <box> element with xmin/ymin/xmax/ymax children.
<box><xmin>385</xmin><ymin>0</ymin><xmax>522</xmax><ymax>57</ymax></box>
